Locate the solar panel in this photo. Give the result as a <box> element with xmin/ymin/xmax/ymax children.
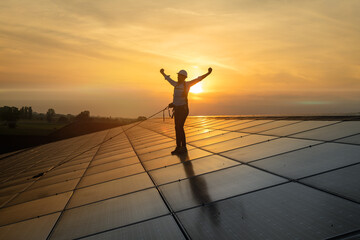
<box><xmin>190</xmin><ymin>131</ymin><xmax>246</xmax><ymax>147</ymax></box>
<box><xmin>291</xmin><ymin>121</ymin><xmax>360</xmax><ymax>140</ymax></box>
<box><xmin>0</xmin><ymin>213</ymin><xmax>61</xmax><ymax>240</ymax></box>
<box><xmin>239</xmin><ymin>120</ymin><xmax>300</xmax><ymax>133</ymax></box>
<box><xmin>252</xmin><ymin>142</ymin><xmax>360</xmax><ymax>179</ymax></box>
<box><xmin>222</xmin><ymin>137</ymin><xmax>320</xmax><ymax>163</ymax></box>
<box><xmin>85</xmin><ymin>158</ymin><xmax>139</xmax><ymax>175</ymax></box>
<box><xmin>223</xmin><ymin>120</ymin><xmax>274</xmax><ymax>131</ymax></box>
<box><xmin>0</xmin><ymin>117</ymin><xmax>359</xmax><ymax>239</ymax></box>
<box><xmin>137</xmin><ymin>145</ymin><xmax>195</xmax><ymax>162</ymax></box>
<box><xmin>77</xmin><ymin>163</ymin><xmax>145</xmax><ymax>188</ymax></box>
<box><xmin>336</xmin><ymin>133</ymin><xmax>360</xmax><ymax>145</ymax></box>
<box><xmin>159</xmin><ymin>164</ymin><xmax>286</xmax><ymax>211</ymax></box>
<box><xmin>149</xmin><ymin>155</ymin><xmax>238</xmax><ymax>185</ymax></box>
<box><xmin>90</xmin><ymin>155</ymin><xmax>138</xmax><ymax>167</ymax></box>
<box><xmin>142</xmin><ymin>148</ymin><xmax>212</xmax><ymax>171</ymax></box>
<box><xmin>176</xmin><ymin>183</ymin><xmax>360</xmax><ymax>239</ymax></box>
<box><xmin>300</xmin><ymin>164</ymin><xmax>360</xmax><ymax>203</ymax></box>
<box><xmin>82</xmin><ymin>215</ymin><xmax>185</xmax><ymax>240</ymax></box>
<box><xmin>260</xmin><ymin>120</ymin><xmax>336</xmax><ymax>136</ymax></box>
<box><xmin>50</xmin><ymin>189</ymin><xmax>169</xmax><ymax>239</ymax></box>
<box><xmin>6</xmin><ymin>179</ymin><xmax>79</xmax><ymax>207</ymax></box>
<box><xmin>67</xmin><ymin>173</ymin><xmax>154</xmax><ymax>208</ymax></box>
<box><xmin>202</xmin><ymin>134</ymin><xmax>276</xmax><ymax>153</ymax></box>
<box><xmin>0</xmin><ymin>192</ymin><xmax>71</xmax><ymax>226</ymax></box>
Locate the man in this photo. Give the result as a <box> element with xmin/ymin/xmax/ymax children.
<box><xmin>160</xmin><ymin>67</ymin><xmax>212</xmax><ymax>154</ymax></box>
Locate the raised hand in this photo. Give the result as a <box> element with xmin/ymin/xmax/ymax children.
<box><xmin>208</xmin><ymin>67</ymin><xmax>212</xmax><ymax>74</ymax></box>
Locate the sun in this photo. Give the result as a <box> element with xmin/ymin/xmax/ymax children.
<box><xmin>189</xmin><ymin>82</ymin><xmax>203</xmax><ymax>93</ymax></box>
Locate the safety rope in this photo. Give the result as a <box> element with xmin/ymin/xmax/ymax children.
<box><xmin>32</xmin><ymin>105</ymin><xmax>171</xmax><ymax>178</ymax></box>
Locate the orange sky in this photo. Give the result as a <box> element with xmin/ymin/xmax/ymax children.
<box><xmin>1</xmin><ymin>0</ymin><xmax>359</xmax><ymax>117</ymax></box>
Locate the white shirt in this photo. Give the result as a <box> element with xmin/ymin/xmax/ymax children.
<box><xmin>165</xmin><ymin>75</ymin><xmax>201</xmax><ymax>106</ymax></box>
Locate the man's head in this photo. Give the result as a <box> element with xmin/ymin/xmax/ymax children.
<box><xmin>177</xmin><ymin>70</ymin><xmax>187</xmax><ymax>82</ymax></box>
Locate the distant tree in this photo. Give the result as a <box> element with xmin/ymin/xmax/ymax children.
<box><xmin>76</xmin><ymin>111</ymin><xmax>90</xmax><ymax>121</ymax></box>
<box><xmin>19</xmin><ymin>107</ymin><xmax>24</xmax><ymax>119</ymax></box>
<box><xmin>25</xmin><ymin>107</ymin><xmax>28</xmax><ymax>118</ymax></box>
<box><xmin>18</xmin><ymin>106</ymin><xmax>33</xmax><ymax>119</ymax></box>
<box><xmin>46</xmin><ymin>108</ymin><xmax>56</xmax><ymax>122</ymax></box>
<box><xmin>137</xmin><ymin>116</ymin><xmax>147</xmax><ymax>121</ymax></box>
<box><xmin>58</xmin><ymin>116</ymin><xmax>68</xmax><ymax>123</ymax></box>
<box><xmin>66</xmin><ymin>114</ymin><xmax>75</xmax><ymax>121</ymax></box>
<box><xmin>28</xmin><ymin>107</ymin><xmax>32</xmax><ymax>119</ymax></box>
<box><xmin>38</xmin><ymin>113</ymin><xmax>45</xmax><ymax>121</ymax></box>
<box><xmin>0</xmin><ymin>106</ymin><xmax>20</xmax><ymax>128</ymax></box>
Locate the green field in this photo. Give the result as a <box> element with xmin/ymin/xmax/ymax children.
<box><xmin>0</xmin><ymin>120</ymin><xmax>68</xmax><ymax>136</ymax></box>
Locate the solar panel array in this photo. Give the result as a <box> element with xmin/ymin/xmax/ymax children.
<box><xmin>0</xmin><ymin>117</ymin><xmax>360</xmax><ymax>239</ymax></box>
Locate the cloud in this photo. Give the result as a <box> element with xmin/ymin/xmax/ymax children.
<box><xmin>0</xmin><ymin>22</ymin><xmax>131</xmax><ymax>61</ymax></box>
<box><xmin>1</xmin><ymin>0</ymin><xmax>360</xmax><ymax>116</ymax></box>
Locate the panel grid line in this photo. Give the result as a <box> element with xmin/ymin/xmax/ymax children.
<box><xmin>46</xmin><ymin>130</ymin><xmax>111</xmax><ymax>240</ymax></box>
<box><xmin>139</xmin><ymin>120</ymin><xmax>360</xmax><ymax>206</ymax></box>
<box><xmin>123</xmin><ymin>126</ymin><xmax>191</xmax><ymax>240</ymax></box>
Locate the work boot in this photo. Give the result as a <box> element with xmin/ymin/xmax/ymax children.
<box><xmin>178</xmin><ymin>146</ymin><xmax>188</xmax><ymax>154</ymax></box>
<box><xmin>171</xmin><ymin>147</ymin><xmax>181</xmax><ymax>155</ymax></box>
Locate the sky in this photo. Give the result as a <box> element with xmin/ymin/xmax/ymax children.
<box><xmin>1</xmin><ymin>0</ymin><xmax>359</xmax><ymax>117</ymax></box>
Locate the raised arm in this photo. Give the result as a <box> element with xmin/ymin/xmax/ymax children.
<box><xmin>160</xmin><ymin>68</ymin><xmax>176</xmax><ymax>86</ymax></box>
<box><xmin>188</xmin><ymin>67</ymin><xmax>212</xmax><ymax>87</ymax></box>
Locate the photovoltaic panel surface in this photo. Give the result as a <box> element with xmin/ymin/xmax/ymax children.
<box><xmin>177</xmin><ymin>183</ymin><xmax>360</xmax><ymax>240</ymax></box>
<box><xmin>0</xmin><ymin>116</ymin><xmax>359</xmax><ymax>239</ymax></box>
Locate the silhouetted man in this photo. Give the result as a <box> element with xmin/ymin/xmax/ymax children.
<box><xmin>160</xmin><ymin>67</ymin><xmax>212</xmax><ymax>154</ymax></box>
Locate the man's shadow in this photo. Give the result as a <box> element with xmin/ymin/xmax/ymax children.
<box><xmin>175</xmin><ymin>152</ymin><xmax>220</xmax><ymax>227</ymax></box>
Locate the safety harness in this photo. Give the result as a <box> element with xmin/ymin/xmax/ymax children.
<box><xmin>165</xmin><ymin>81</ymin><xmax>188</xmax><ymax>120</ymax></box>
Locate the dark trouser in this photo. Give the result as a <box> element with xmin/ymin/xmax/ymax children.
<box><xmin>174</xmin><ymin>104</ymin><xmax>189</xmax><ymax>147</ymax></box>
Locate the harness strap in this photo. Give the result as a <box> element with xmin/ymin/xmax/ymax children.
<box><xmin>166</xmin><ymin>81</ymin><xmax>188</xmax><ymax>122</ymax></box>
<box><xmin>169</xmin><ymin>107</ymin><xmax>174</xmax><ymax>119</ymax></box>
<box><xmin>183</xmin><ymin>81</ymin><xmax>188</xmax><ymax>104</ymax></box>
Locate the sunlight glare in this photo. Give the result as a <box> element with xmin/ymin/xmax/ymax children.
<box><xmin>190</xmin><ymin>82</ymin><xmax>203</xmax><ymax>93</ymax></box>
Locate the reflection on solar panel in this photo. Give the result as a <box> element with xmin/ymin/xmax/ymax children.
<box><xmin>0</xmin><ymin>117</ymin><xmax>360</xmax><ymax>239</ymax></box>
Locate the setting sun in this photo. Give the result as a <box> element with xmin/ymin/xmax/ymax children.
<box><xmin>190</xmin><ymin>82</ymin><xmax>203</xmax><ymax>94</ymax></box>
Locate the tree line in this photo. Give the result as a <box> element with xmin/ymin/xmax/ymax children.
<box><xmin>0</xmin><ymin>106</ymin><xmax>90</xmax><ymax>128</ymax></box>
<box><xmin>0</xmin><ymin>106</ymin><xmax>33</xmax><ymax>128</ymax></box>
<box><xmin>1</xmin><ymin>106</ymin><xmax>141</xmax><ymax>129</ymax></box>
